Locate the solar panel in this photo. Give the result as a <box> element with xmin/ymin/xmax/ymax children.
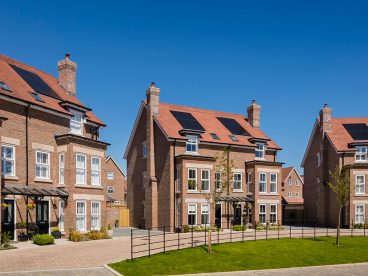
<box><xmin>10</xmin><ymin>65</ymin><xmax>61</xmax><ymax>100</ymax></box>
<box><xmin>217</xmin><ymin>117</ymin><xmax>249</xmax><ymax>136</ymax></box>
<box><xmin>343</xmin><ymin>124</ymin><xmax>368</xmax><ymax>140</ymax></box>
<box><xmin>170</xmin><ymin>111</ymin><xmax>205</xmax><ymax>132</ymax></box>
<box><xmin>29</xmin><ymin>92</ymin><xmax>44</xmax><ymax>103</ymax></box>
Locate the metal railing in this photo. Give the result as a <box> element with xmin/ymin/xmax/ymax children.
<box><xmin>130</xmin><ymin>219</ymin><xmax>368</xmax><ymax>260</ymax></box>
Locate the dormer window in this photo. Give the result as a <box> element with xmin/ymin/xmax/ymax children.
<box><xmin>186</xmin><ymin>135</ymin><xmax>198</xmax><ymax>153</ymax></box>
<box><xmin>70</xmin><ymin>109</ymin><xmax>83</xmax><ymax>135</ymax></box>
<box><xmin>355</xmin><ymin>146</ymin><xmax>368</xmax><ymax>162</ymax></box>
<box><xmin>0</xmin><ymin>81</ymin><xmax>11</xmax><ymax>91</ymax></box>
<box><xmin>255</xmin><ymin>143</ymin><xmax>265</xmax><ymax>159</ymax></box>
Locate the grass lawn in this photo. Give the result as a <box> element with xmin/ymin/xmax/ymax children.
<box><xmin>109</xmin><ymin>237</ymin><xmax>368</xmax><ymax>275</ymax></box>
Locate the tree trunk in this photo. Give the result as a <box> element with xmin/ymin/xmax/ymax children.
<box><xmin>336</xmin><ymin>207</ymin><xmax>342</xmax><ymax>246</ymax></box>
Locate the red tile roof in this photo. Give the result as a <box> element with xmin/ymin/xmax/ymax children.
<box><xmin>154</xmin><ymin>102</ymin><xmax>281</xmax><ymax>149</ymax></box>
<box><xmin>281</xmin><ymin>167</ymin><xmax>294</xmax><ymax>183</ymax></box>
<box><xmin>321</xmin><ymin>118</ymin><xmax>368</xmax><ymax>152</ymax></box>
<box><xmin>0</xmin><ymin>54</ymin><xmax>104</xmax><ymax>125</ymax></box>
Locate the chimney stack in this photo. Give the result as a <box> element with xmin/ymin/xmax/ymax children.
<box><xmin>58</xmin><ymin>53</ymin><xmax>77</xmax><ymax>96</ymax></box>
<box><xmin>247</xmin><ymin>99</ymin><xmax>261</xmax><ymax>128</ymax></box>
<box><xmin>320</xmin><ymin>104</ymin><xmax>332</xmax><ymax>134</ymax></box>
<box><xmin>146</xmin><ymin>82</ymin><xmax>160</xmax><ymax>115</ymax></box>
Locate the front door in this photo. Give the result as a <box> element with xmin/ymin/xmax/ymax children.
<box><xmin>215</xmin><ymin>204</ymin><xmax>222</xmax><ymax>228</ymax></box>
<box><xmin>36</xmin><ymin>201</ymin><xmax>49</xmax><ymax>234</ymax></box>
<box><xmin>1</xmin><ymin>199</ymin><xmax>15</xmax><ymax>240</ymax></box>
<box><xmin>234</xmin><ymin>204</ymin><xmax>242</xmax><ymax>225</ymax></box>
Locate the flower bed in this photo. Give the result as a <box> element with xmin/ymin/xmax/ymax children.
<box><xmin>68</xmin><ymin>227</ymin><xmax>112</xmax><ymax>242</ymax></box>
<box><xmin>32</xmin><ymin>234</ymin><xmax>55</xmax><ymax>246</ymax></box>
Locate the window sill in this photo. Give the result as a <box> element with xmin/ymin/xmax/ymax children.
<box><xmin>233</xmin><ymin>190</ymin><xmax>244</xmax><ymax>193</ymax></box>
<box><xmin>34</xmin><ymin>178</ymin><xmax>52</xmax><ymax>183</ymax></box>
<box><xmin>259</xmin><ymin>193</ymin><xmax>279</xmax><ymax>196</ymax></box>
<box><xmin>3</xmin><ymin>176</ymin><xmax>19</xmax><ymax>181</ymax></box>
<box><xmin>57</xmin><ymin>184</ymin><xmax>66</xmax><ymax>188</ymax></box>
<box><xmin>185</xmin><ymin>152</ymin><xmax>199</xmax><ymax>155</ymax></box>
<box><xmin>254</xmin><ymin>157</ymin><xmax>266</xmax><ymax>161</ymax></box>
<box><xmin>187</xmin><ymin>190</ymin><xmax>199</xmax><ymax>194</ymax></box>
<box><xmin>75</xmin><ymin>185</ymin><xmax>103</xmax><ymax>190</ymax></box>
<box><xmin>354</xmin><ymin>160</ymin><xmax>368</xmax><ymax>163</ymax></box>
<box><xmin>354</xmin><ymin>194</ymin><xmax>367</xmax><ymax>197</ymax></box>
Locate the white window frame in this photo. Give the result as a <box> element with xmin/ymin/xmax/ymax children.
<box><xmin>201</xmin><ymin>203</ymin><xmax>210</xmax><ymax>225</ymax></box>
<box><xmin>76</xmin><ymin>201</ymin><xmax>86</xmax><ymax>231</ymax></box>
<box><xmin>70</xmin><ymin>109</ymin><xmax>84</xmax><ymax>135</ymax></box>
<box><xmin>215</xmin><ymin>171</ymin><xmax>221</xmax><ymax>191</ymax></box>
<box><xmin>295</xmin><ymin>192</ymin><xmax>300</xmax><ymax>197</ymax></box>
<box><xmin>58</xmin><ymin>201</ymin><xmax>65</xmax><ymax>232</ymax></box>
<box><xmin>288</xmin><ymin>178</ymin><xmax>292</xmax><ymax>186</ymax></box>
<box><xmin>107</xmin><ymin>171</ymin><xmax>114</xmax><ymax>180</ymax></box>
<box><xmin>355</xmin><ymin>204</ymin><xmax>365</xmax><ymax>224</ymax></box>
<box><xmin>288</xmin><ymin>192</ymin><xmax>292</xmax><ymax>197</ymax></box>
<box><xmin>201</xmin><ymin>169</ymin><xmax>210</xmax><ymax>192</ymax></box>
<box><xmin>255</xmin><ymin>143</ymin><xmax>265</xmax><ymax>159</ymax></box>
<box><xmin>76</xmin><ymin>154</ymin><xmax>86</xmax><ymax>185</ymax></box>
<box><xmin>35</xmin><ymin>150</ymin><xmax>50</xmax><ymax>179</ymax></box>
<box><xmin>91</xmin><ymin>201</ymin><xmax>101</xmax><ymax>230</ymax></box>
<box><xmin>270</xmin><ymin>173</ymin><xmax>277</xmax><ymax>193</ymax></box>
<box><xmin>186</xmin><ymin>135</ymin><xmax>198</xmax><ymax>153</ymax></box>
<box><xmin>259</xmin><ymin>204</ymin><xmax>266</xmax><ymax>224</ymax></box>
<box><xmin>355</xmin><ymin>175</ymin><xmax>365</xmax><ymax>195</ymax></box>
<box><xmin>188</xmin><ymin>203</ymin><xmax>197</xmax><ymax>226</ymax></box>
<box><xmin>233</xmin><ymin>173</ymin><xmax>242</xmax><ymax>191</ymax></box>
<box><xmin>355</xmin><ymin>146</ymin><xmax>368</xmax><ymax>162</ymax></box>
<box><xmin>107</xmin><ymin>186</ymin><xmax>114</xmax><ymax>194</ymax></box>
<box><xmin>295</xmin><ymin>179</ymin><xmax>300</xmax><ymax>186</ymax></box>
<box><xmin>91</xmin><ymin>156</ymin><xmax>101</xmax><ymax>186</ymax></box>
<box><xmin>259</xmin><ymin>172</ymin><xmax>267</xmax><ymax>193</ymax></box>
<box><xmin>59</xmin><ymin>153</ymin><xmax>65</xmax><ymax>184</ymax></box>
<box><xmin>1</xmin><ymin>144</ymin><xmax>15</xmax><ymax>176</ymax></box>
<box><xmin>270</xmin><ymin>204</ymin><xmax>277</xmax><ymax>224</ymax></box>
<box><xmin>247</xmin><ymin>172</ymin><xmax>252</xmax><ymax>193</ymax></box>
<box><xmin>188</xmin><ymin>168</ymin><xmax>197</xmax><ymax>191</ymax></box>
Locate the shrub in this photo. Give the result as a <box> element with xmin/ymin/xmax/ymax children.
<box><xmin>256</xmin><ymin>223</ymin><xmax>284</xmax><ymax>231</ymax></box>
<box><xmin>353</xmin><ymin>223</ymin><xmax>368</xmax><ymax>229</ymax></box>
<box><xmin>233</xmin><ymin>225</ymin><xmax>247</xmax><ymax>231</ymax></box>
<box><xmin>183</xmin><ymin>225</ymin><xmax>219</xmax><ymax>232</ymax></box>
<box><xmin>68</xmin><ymin>229</ymin><xmax>84</xmax><ymax>242</ymax></box>
<box><xmin>32</xmin><ymin>234</ymin><xmax>54</xmax><ymax>246</ymax></box>
<box><xmin>107</xmin><ymin>224</ymin><xmax>112</xmax><ymax>230</ymax></box>
<box><xmin>1</xmin><ymin>232</ymin><xmax>11</xmax><ymax>248</ymax></box>
<box><xmin>88</xmin><ymin>230</ymin><xmax>104</xmax><ymax>240</ymax></box>
<box><xmin>52</xmin><ymin>227</ymin><xmax>60</xmax><ymax>232</ymax></box>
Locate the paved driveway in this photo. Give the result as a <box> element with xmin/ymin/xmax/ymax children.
<box><xmin>0</xmin><ymin>236</ymin><xmax>130</xmax><ymax>273</ymax></box>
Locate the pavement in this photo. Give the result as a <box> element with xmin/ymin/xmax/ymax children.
<box><xmin>180</xmin><ymin>262</ymin><xmax>368</xmax><ymax>275</ymax></box>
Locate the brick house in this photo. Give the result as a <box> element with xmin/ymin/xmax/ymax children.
<box><xmin>280</xmin><ymin>167</ymin><xmax>304</xmax><ymax>224</ymax></box>
<box><xmin>124</xmin><ymin>82</ymin><xmax>283</xmax><ymax>230</ymax></box>
<box><xmin>0</xmin><ymin>54</ymin><xmax>109</xmax><ymax>240</ymax></box>
<box><xmin>105</xmin><ymin>156</ymin><xmax>129</xmax><ymax>227</ymax></box>
<box><xmin>105</xmin><ymin>156</ymin><xmax>127</xmax><ymax>205</ymax></box>
<box><xmin>302</xmin><ymin>104</ymin><xmax>368</xmax><ymax>227</ymax></box>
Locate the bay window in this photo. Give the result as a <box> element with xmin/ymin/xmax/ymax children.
<box><xmin>91</xmin><ymin>156</ymin><xmax>101</xmax><ymax>186</ymax></box>
<box><xmin>76</xmin><ymin>201</ymin><xmax>86</xmax><ymax>231</ymax></box>
<box><xmin>270</xmin><ymin>204</ymin><xmax>277</xmax><ymax>224</ymax></box>
<box><xmin>355</xmin><ymin>204</ymin><xmax>365</xmax><ymax>224</ymax></box>
<box><xmin>91</xmin><ymin>202</ymin><xmax>101</xmax><ymax>230</ymax></box>
<box><xmin>188</xmin><ymin>168</ymin><xmax>197</xmax><ymax>191</ymax></box>
<box><xmin>259</xmin><ymin>204</ymin><xmax>266</xmax><ymax>224</ymax></box>
<box><xmin>201</xmin><ymin>204</ymin><xmax>210</xmax><ymax>225</ymax></box>
<box><xmin>355</xmin><ymin>175</ymin><xmax>365</xmax><ymax>195</ymax></box>
<box><xmin>270</xmin><ymin>173</ymin><xmax>277</xmax><ymax>193</ymax></box>
<box><xmin>201</xmin><ymin>169</ymin><xmax>210</xmax><ymax>191</ymax></box>
<box><xmin>59</xmin><ymin>154</ymin><xmax>65</xmax><ymax>184</ymax></box>
<box><xmin>259</xmin><ymin>173</ymin><xmax>266</xmax><ymax>193</ymax></box>
<box><xmin>188</xmin><ymin>203</ymin><xmax>197</xmax><ymax>225</ymax></box>
<box><xmin>76</xmin><ymin>154</ymin><xmax>86</xmax><ymax>184</ymax></box>
<box><xmin>247</xmin><ymin>172</ymin><xmax>252</xmax><ymax>193</ymax></box>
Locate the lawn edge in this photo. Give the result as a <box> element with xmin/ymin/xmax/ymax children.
<box><xmin>103</xmin><ymin>264</ymin><xmax>123</xmax><ymax>276</ymax></box>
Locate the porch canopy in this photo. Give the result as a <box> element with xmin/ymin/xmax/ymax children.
<box><xmin>218</xmin><ymin>195</ymin><xmax>254</xmax><ymax>203</ymax></box>
<box><xmin>1</xmin><ymin>184</ymin><xmax>68</xmax><ymax>199</ymax></box>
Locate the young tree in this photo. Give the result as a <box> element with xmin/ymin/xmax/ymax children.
<box><xmin>199</xmin><ymin>147</ymin><xmax>235</xmax><ymax>253</ymax></box>
<box><xmin>327</xmin><ymin>166</ymin><xmax>350</xmax><ymax>246</ymax></box>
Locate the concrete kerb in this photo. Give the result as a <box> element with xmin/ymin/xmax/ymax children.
<box><xmin>103</xmin><ymin>264</ymin><xmax>123</xmax><ymax>276</ymax></box>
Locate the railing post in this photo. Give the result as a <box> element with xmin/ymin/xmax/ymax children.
<box><xmin>266</xmin><ymin>221</ymin><xmax>268</xmax><ymax>240</ymax></box>
<box><xmin>314</xmin><ymin>222</ymin><xmax>316</xmax><ymax>239</ymax></box>
<box><xmin>302</xmin><ymin>221</ymin><xmax>304</xmax><ymax>239</ymax></box>
<box><xmin>163</xmin><ymin>226</ymin><xmax>166</xmax><ymax>253</ymax></box>
<box><xmin>364</xmin><ymin>222</ymin><xmax>366</xmax><ymax>237</ymax></box>
<box><xmin>191</xmin><ymin>225</ymin><xmax>194</xmax><ymax>247</ymax></box>
<box><xmin>242</xmin><ymin>226</ymin><xmax>244</xmax><ymax>242</ymax></box>
<box><xmin>178</xmin><ymin>227</ymin><xmax>180</xmax><ymax>250</ymax></box>
<box><xmin>277</xmin><ymin>220</ymin><xmax>280</xmax><ymax>239</ymax></box>
<box><xmin>217</xmin><ymin>228</ymin><xmax>220</xmax><ymax>244</ymax></box>
<box><xmin>204</xmin><ymin>224</ymin><xmax>207</xmax><ymax>246</ymax></box>
<box><xmin>148</xmin><ymin>228</ymin><xmax>151</xmax><ymax>258</ymax></box>
<box><xmin>255</xmin><ymin>223</ymin><xmax>257</xmax><ymax>241</ymax></box>
<box><xmin>289</xmin><ymin>224</ymin><xmax>291</xmax><ymax>239</ymax></box>
<box><xmin>326</xmin><ymin>224</ymin><xmax>328</xmax><ymax>237</ymax></box>
<box><xmin>230</xmin><ymin>225</ymin><xmax>232</xmax><ymax>243</ymax></box>
<box><xmin>130</xmin><ymin>228</ymin><xmax>133</xmax><ymax>261</ymax></box>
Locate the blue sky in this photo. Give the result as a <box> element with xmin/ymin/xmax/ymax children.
<box><xmin>2</xmin><ymin>1</ymin><xmax>368</xmax><ymax>173</ymax></box>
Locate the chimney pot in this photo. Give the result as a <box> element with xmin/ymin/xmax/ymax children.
<box><xmin>65</xmin><ymin>53</ymin><xmax>70</xmax><ymax>59</ymax></box>
<box><xmin>247</xmin><ymin>100</ymin><xmax>261</xmax><ymax>128</ymax></box>
<box><xmin>252</xmin><ymin>99</ymin><xmax>256</xmax><ymax>104</ymax></box>
<box><xmin>320</xmin><ymin>104</ymin><xmax>332</xmax><ymax>134</ymax></box>
<box><xmin>151</xmin><ymin>82</ymin><xmax>156</xmax><ymax>87</ymax></box>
